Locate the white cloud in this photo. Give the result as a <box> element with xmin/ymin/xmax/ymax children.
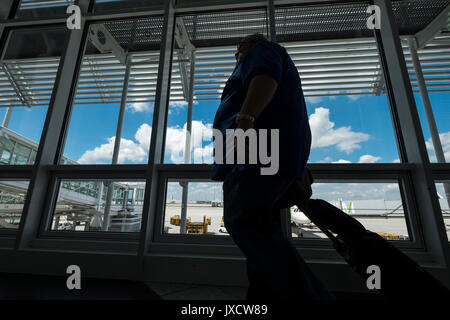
<box><xmin>127</xmin><ymin>102</ymin><xmax>153</xmax><ymax>113</ymax></box>
<box><xmin>165</xmin><ymin>125</ymin><xmax>188</xmax><ymax>163</ymax></box>
<box><xmin>317</xmin><ymin>156</ymin><xmax>333</xmax><ymax>163</ymax></box>
<box><xmin>135</xmin><ymin>123</ymin><xmax>152</xmax><ymax>150</ymax></box>
<box><xmin>425</xmin><ymin>132</ymin><xmax>450</xmax><ymax>162</ymax></box>
<box><xmin>309</xmin><ymin>107</ymin><xmax>370</xmax><ymax>153</ymax></box>
<box><xmin>341</xmin><ymin>90</ymin><xmax>361</xmax><ymax>101</ymax></box>
<box><xmin>167</xmin><ymin>100</ymin><xmax>198</xmax><ymax>115</ymax></box>
<box><xmin>313</xmin><ymin>182</ymin><xmax>401</xmax><ymax>201</ymax></box>
<box><xmin>77</xmin><ymin>123</ymin><xmax>153</xmax><ymax>164</ymax></box>
<box><xmin>165</xmin><ymin>120</ymin><xmax>214</xmax><ymax>163</ymax></box>
<box><xmin>392</xmin><ymin>158</ymin><xmax>400</xmax><ymax>163</ymax></box>
<box><xmin>332</xmin><ymin>159</ymin><xmax>352</xmax><ymax>163</ymax></box>
<box><xmin>358</xmin><ymin>154</ymin><xmax>381</xmax><ymax>163</ymax></box>
<box><xmin>126</xmin><ymin>101</ymin><xmax>192</xmax><ymax>114</ymax></box>
<box><xmin>305</xmin><ymin>96</ymin><xmax>323</xmax><ymax>104</ymax></box>
<box><xmin>347</xmin><ymin>95</ymin><xmax>361</xmax><ymax>101</ymax></box>
<box><xmin>77</xmin><ymin>120</ymin><xmax>215</xmax><ymax>165</ymax></box>
<box><xmin>169</xmin><ymin>101</ymin><xmax>189</xmax><ymax>108</ymax></box>
<box><xmin>77</xmin><ymin>136</ymin><xmax>147</xmax><ymax>164</ymax></box>
<box><xmin>329</xmin><ymin>154</ymin><xmax>381</xmax><ymax>164</ymax></box>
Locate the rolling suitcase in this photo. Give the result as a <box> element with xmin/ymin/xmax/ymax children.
<box><xmin>276</xmin><ymin>169</ymin><xmax>450</xmax><ymax>300</ymax></box>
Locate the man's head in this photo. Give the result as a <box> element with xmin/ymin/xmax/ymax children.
<box><xmin>235</xmin><ymin>33</ymin><xmax>268</xmax><ymax>63</ymax></box>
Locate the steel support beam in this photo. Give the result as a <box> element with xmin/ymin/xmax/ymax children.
<box><xmin>139</xmin><ymin>0</ymin><xmax>176</xmax><ymax>256</ymax></box>
<box><xmin>415</xmin><ymin>5</ymin><xmax>450</xmax><ymax>49</ymax></box>
<box><xmin>408</xmin><ymin>37</ymin><xmax>450</xmax><ymax>211</ymax></box>
<box><xmin>15</xmin><ymin>0</ymin><xmax>91</xmax><ymax>249</ymax></box>
<box><xmin>266</xmin><ymin>0</ymin><xmax>291</xmax><ymax>238</ymax></box>
<box><xmin>2</xmin><ymin>107</ymin><xmax>13</xmax><ymax>127</ymax></box>
<box><xmin>0</xmin><ymin>1</ymin><xmax>16</xmax><ymax>116</ymax></box>
<box><xmin>102</xmin><ymin>58</ymin><xmax>132</xmax><ymax>231</ymax></box>
<box><xmin>267</xmin><ymin>0</ymin><xmax>276</xmax><ymax>42</ymax></box>
<box><xmin>374</xmin><ymin>0</ymin><xmax>450</xmax><ymax>266</ymax></box>
<box><xmin>0</xmin><ymin>0</ymin><xmax>16</xmax><ymax>20</ymax></box>
<box><xmin>180</xmin><ymin>50</ymin><xmax>196</xmax><ymax>234</ymax></box>
<box><xmin>1</xmin><ymin>63</ymin><xmax>33</xmax><ymax>107</ymax></box>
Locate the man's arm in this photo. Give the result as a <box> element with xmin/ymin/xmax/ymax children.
<box><xmin>237</xmin><ymin>74</ymin><xmax>278</xmax><ymax>130</ymax></box>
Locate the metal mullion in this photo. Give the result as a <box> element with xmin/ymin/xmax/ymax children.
<box><xmin>431</xmin><ymin>163</ymin><xmax>450</xmax><ymax>179</ymax></box>
<box><xmin>374</xmin><ymin>0</ymin><xmax>450</xmax><ymax>267</ymax></box>
<box><xmin>138</xmin><ymin>0</ymin><xmax>176</xmax><ymax>258</ymax></box>
<box><xmin>150</xmin><ymin>164</ymin><xmax>421</xmax><ymax>248</ymax></box>
<box><xmin>14</xmin><ymin>0</ymin><xmax>92</xmax><ymax>249</ymax></box>
<box><xmin>0</xmin><ymin>1</ymin><xmax>26</xmax><ymax>237</ymax></box>
<box><xmin>0</xmin><ymin>0</ymin><xmax>19</xmax><ymax>20</ymax></box>
<box><xmin>0</xmin><ymin>166</ymin><xmax>34</xmax><ymax>179</ymax></box>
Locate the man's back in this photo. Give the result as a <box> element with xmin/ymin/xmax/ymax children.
<box><xmin>211</xmin><ymin>40</ymin><xmax>311</xmax><ymax>181</ymax></box>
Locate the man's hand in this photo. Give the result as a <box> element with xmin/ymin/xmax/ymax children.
<box><xmin>235</xmin><ymin>119</ymin><xmax>254</xmax><ymax>162</ymax></box>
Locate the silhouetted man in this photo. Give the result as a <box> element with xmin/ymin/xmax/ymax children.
<box><xmin>211</xmin><ymin>34</ymin><xmax>333</xmax><ymax>300</ymax></box>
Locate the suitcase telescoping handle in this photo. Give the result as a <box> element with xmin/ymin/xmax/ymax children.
<box><xmin>277</xmin><ymin>168</ymin><xmax>449</xmax><ymax>299</ymax></box>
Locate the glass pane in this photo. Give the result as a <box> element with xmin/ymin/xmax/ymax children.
<box><xmin>291</xmin><ymin>182</ymin><xmax>410</xmax><ymax>241</ymax></box>
<box><xmin>62</xmin><ymin>17</ymin><xmax>164</xmax><ymax>164</ymax></box>
<box><xmin>0</xmin><ymin>180</ymin><xmax>30</xmax><ymax>229</ymax></box>
<box><xmin>401</xmin><ymin>39</ymin><xmax>450</xmax><ymax>163</ymax></box>
<box><xmin>163</xmin><ymin>3</ymin><xmax>401</xmax><ymax>166</ymax></box>
<box><xmin>163</xmin><ymin>9</ymin><xmax>268</xmax><ymax>164</ymax></box>
<box><xmin>0</xmin><ymin>26</ymin><xmax>66</xmax><ymax>165</ymax></box>
<box><xmin>435</xmin><ymin>181</ymin><xmax>450</xmax><ymax>241</ymax></box>
<box><xmin>16</xmin><ymin>0</ymin><xmax>74</xmax><ymax>18</ymax></box>
<box><xmin>163</xmin><ymin>180</ymin><xmax>226</xmax><ymax>236</ymax></box>
<box><xmin>49</xmin><ymin>179</ymin><xmax>145</xmax><ymax>232</ymax></box>
<box><xmin>396</xmin><ymin>1</ymin><xmax>450</xmax><ymax>164</ymax></box>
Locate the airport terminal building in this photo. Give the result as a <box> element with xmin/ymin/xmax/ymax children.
<box><xmin>0</xmin><ymin>0</ymin><xmax>449</xmax><ymax>299</ymax></box>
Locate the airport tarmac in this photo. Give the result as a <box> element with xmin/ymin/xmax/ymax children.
<box><xmin>163</xmin><ymin>203</ymin><xmax>450</xmax><ymax>240</ymax></box>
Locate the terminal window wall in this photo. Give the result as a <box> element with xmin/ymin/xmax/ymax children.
<box><xmin>435</xmin><ymin>181</ymin><xmax>450</xmax><ymax>241</ymax></box>
<box><xmin>395</xmin><ymin>1</ymin><xmax>450</xmax><ymax>241</ymax></box>
<box><xmin>61</xmin><ymin>16</ymin><xmax>163</xmax><ymax>165</ymax></box>
<box><xmin>396</xmin><ymin>2</ymin><xmax>450</xmax><ymax>164</ymax></box>
<box><xmin>164</xmin><ymin>8</ymin><xmax>269</xmax><ymax>165</ymax></box>
<box><xmin>0</xmin><ymin>26</ymin><xmax>66</xmax><ymax>165</ymax></box>
<box><xmin>49</xmin><ymin>179</ymin><xmax>145</xmax><ymax>232</ymax></box>
<box><xmin>159</xmin><ymin>3</ymin><xmax>411</xmax><ymax>241</ymax></box>
<box><xmin>163</xmin><ymin>3</ymin><xmax>400</xmax><ymax>166</ymax></box>
<box><xmin>0</xmin><ymin>180</ymin><xmax>30</xmax><ymax>229</ymax></box>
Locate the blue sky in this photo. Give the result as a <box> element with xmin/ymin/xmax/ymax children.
<box><xmin>1</xmin><ymin>91</ymin><xmax>449</xmax><ymax>166</ymax></box>
<box><xmin>1</xmin><ymin>90</ymin><xmax>449</xmax><ymax>208</ymax></box>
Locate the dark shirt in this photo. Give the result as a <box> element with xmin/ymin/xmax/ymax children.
<box><xmin>211</xmin><ymin>41</ymin><xmax>311</xmax><ymax>181</ymax></box>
